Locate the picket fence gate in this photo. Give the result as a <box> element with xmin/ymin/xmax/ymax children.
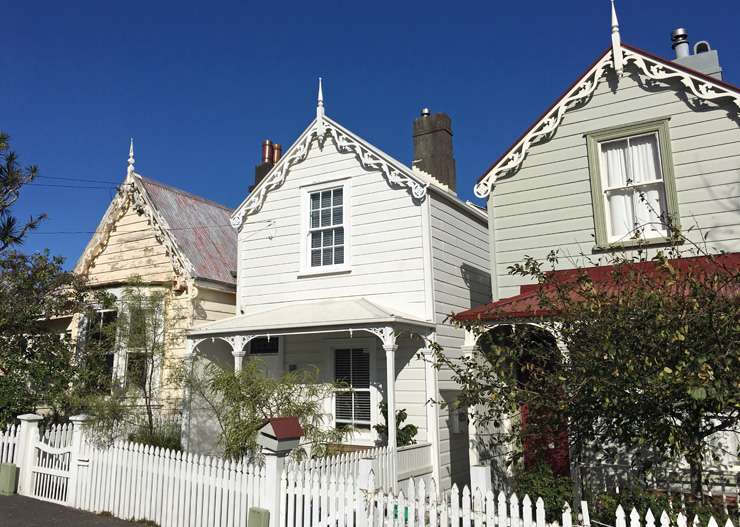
<box><xmin>29</xmin><ymin>421</ymin><xmax>76</xmax><ymax>504</ymax></box>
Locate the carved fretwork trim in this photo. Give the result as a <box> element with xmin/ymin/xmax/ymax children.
<box><xmin>231</xmin><ymin>117</ymin><xmax>428</xmax><ymax>230</ymax></box>
<box><xmin>76</xmin><ymin>174</ymin><xmax>194</xmax><ymax>283</ymax></box>
<box><xmin>474</xmin><ymin>46</ymin><xmax>740</xmax><ymax>199</ymax></box>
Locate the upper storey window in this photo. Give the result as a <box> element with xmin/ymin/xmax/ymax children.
<box><xmin>310</xmin><ymin>188</ymin><xmax>344</xmax><ymax>267</ymax></box>
<box><xmin>299</xmin><ymin>179</ymin><xmax>351</xmax><ymax>276</ymax></box>
<box><xmin>587</xmin><ymin>119</ymin><xmax>680</xmax><ymax>248</ymax></box>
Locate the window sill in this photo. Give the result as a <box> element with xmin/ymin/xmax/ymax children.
<box><xmin>297</xmin><ymin>266</ymin><xmax>352</xmax><ymax>279</ymax></box>
<box><xmin>592</xmin><ymin>235</ymin><xmax>683</xmax><ymax>253</ymax></box>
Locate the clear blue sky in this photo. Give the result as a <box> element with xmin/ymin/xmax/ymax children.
<box><xmin>4</xmin><ymin>0</ymin><xmax>738</xmax><ymax>267</ymax></box>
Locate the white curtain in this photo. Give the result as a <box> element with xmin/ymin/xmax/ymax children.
<box><xmin>602</xmin><ymin>135</ymin><xmax>667</xmax><ymax>239</ymax></box>
<box><xmin>603</xmin><ymin>140</ymin><xmax>631</xmax><ymax>238</ymax></box>
<box><xmin>630</xmin><ymin>135</ymin><xmax>666</xmax><ymax>234</ymax></box>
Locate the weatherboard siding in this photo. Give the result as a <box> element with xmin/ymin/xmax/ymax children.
<box><xmin>237</xmin><ymin>136</ymin><xmax>428</xmax><ymax>319</ymax></box>
<box><xmin>86</xmin><ymin>204</ymin><xmax>174</xmax><ymax>285</ymax></box>
<box><xmin>489</xmin><ymin>65</ymin><xmax>740</xmax><ymax>299</ymax></box>
<box><xmin>429</xmin><ymin>193</ymin><xmax>491</xmax><ymax>389</ymax></box>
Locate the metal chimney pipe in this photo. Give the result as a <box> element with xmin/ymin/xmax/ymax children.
<box><xmin>272</xmin><ymin>144</ymin><xmax>282</xmax><ymax>164</ymax></box>
<box><xmin>261</xmin><ymin>140</ymin><xmax>274</xmax><ymax>165</ymax></box>
<box><xmin>671</xmin><ymin>28</ymin><xmax>690</xmax><ymax>59</ymax></box>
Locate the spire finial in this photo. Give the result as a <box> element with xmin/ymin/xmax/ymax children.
<box><xmin>611</xmin><ymin>0</ymin><xmax>624</xmax><ymax>73</ymax></box>
<box><xmin>127</xmin><ymin>138</ymin><xmax>135</xmax><ymax>177</ymax></box>
<box><xmin>317</xmin><ymin>77</ymin><xmax>325</xmax><ymax>119</ymax></box>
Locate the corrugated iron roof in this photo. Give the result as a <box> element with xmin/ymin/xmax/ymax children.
<box><xmin>454</xmin><ymin>253</ymin><xmax>740</xmax><ymax>323</ymax></box>
<box><xmin>139</xmin><ymin>176</ymin><xmax>237</xmax><ymax>286</ymax></box>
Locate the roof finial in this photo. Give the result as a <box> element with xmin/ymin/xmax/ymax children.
<box><xmin>611</xmin><ymin>0</ymin><xmax>624</xmax><ymax>73</ymax></box>
<box><xmin>127</xmin><ymin>137</ymin><xmax>135</xmax><ymax>177</ymax></box>
<box><xmin>317</xmin><ymin>77</ymin><xmax>325</xmax><ymax>119</ymax></box>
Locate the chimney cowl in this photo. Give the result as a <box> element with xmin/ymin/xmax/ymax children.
<box><xmin>671</xmin><ymin>28</ymin><xmax>690</xmax><ymax>59</ymax></box>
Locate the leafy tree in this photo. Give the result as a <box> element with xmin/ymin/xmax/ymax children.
<box><xmin>433</xmin><ymin>234</ymin><xmax>739</xmax><ymax>499</ymax></box>
<box><xmin>183</xmin><ymin>359</ymin><xmax>348</xmax><ymax>460</ymax></box>
<box><xmin>0</xmin><ymin>133</ymin><xmax>45</xmax><ymax>251</ymax></box>
<box><xmin>0</xmin><ymin>251</ymin><xmax>88</xmax><ymax>425</ymax></box>
<box><xmin>374</xmin><ymin>402</ymin><xmax>418</xmax><ymax>447</ymax></box>
<box><xmin>84</xmin><ymin>278</ymin><xmax>186</xmax><ymax>447</ymax></box>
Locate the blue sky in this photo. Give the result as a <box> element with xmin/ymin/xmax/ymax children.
<box><xmin>3</xmin><ymin>0</ymin><xmax>738</xmax><ymax>267</ymax></box>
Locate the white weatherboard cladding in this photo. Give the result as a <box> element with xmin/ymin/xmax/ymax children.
<box><xmin>428</xmin><ymin>193</ymin><xmax>491</xmax><ymax>491</ymax></box>
<box><xmin>490</xmin><ymin>66</ymin><xmax>740</xmax><ymax>299</ymax></box>
<box><xmin>429</xmin><ymin>193</ymin><xmax>491</xmax><ymax>388</ymax></box>
<box><xmin>238</xmin><ymin>135</ymin><xmax>428</xmax><ymax>318</ymax></box>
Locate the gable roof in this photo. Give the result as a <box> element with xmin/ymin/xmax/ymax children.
<box><xmin>76</xmin><ymin>173</ymin><xmax>237</xmax><ymax>287</ymax></box>
<box><xmin>230</xmin><ymin>115</ymin><xmax>431</xmax><ymax>230</ymax></box>
<box><xmin>139</xmin><ymin>177</ymin><xmax>237</xmax><ymax>285</ymax></box>
<box><xmin>230</xmin><ymin>111</ymin><xmax>487</xmax><ymax>229</ymax></box>
<box><xmin>474</xmin><ymin>43</ymin><xmax>740</xmax><ymax>199</ymax></box>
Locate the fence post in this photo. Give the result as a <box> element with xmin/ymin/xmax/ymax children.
<box><xmin>67</xmin><ymin>414</ymin><xmax>89</xmax><ymax>507</ymax></box>
<box><xmin>263</xmin><ymin>451</ymin><xmax>286</xmax><ymax>527</ymax></box>
<box><xmin>356</xmin><ymin>458</ymin><xmax>375</xmax><ymax>527</ymax></box>
<box><xmin>15</xmin><ymin>414</ymin><xmax>42</xmax><ymax>496</ymax></box>
<box><xmin>471</xmin><ymin>465</ymin><xmax>492</xmax><ymax>495</ymax></box>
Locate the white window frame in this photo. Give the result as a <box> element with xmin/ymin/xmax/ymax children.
<box><xmin>327</xmin><ymin>337</ymin><xmax>377</xmax><ymax>445</ymax></box>
<box><xmin>298</xmin><ymin>177</ymin><xmax>352</xmax><ymax>277</ymax></box>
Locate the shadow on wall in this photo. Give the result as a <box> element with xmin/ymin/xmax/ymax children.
<box><xmin>440</xmin><ymin>390</ymin><xmax>471</xmax><ymax>489</ymax></box>
<box><xmin>186</xmin><ymin>339</ymin><xmax>234</xmax><ymax>456</ymax></box>
<box><xmin>460</xmin><ymin>263</ymin><xmax>492</xmax><ymax>308</ymax></box>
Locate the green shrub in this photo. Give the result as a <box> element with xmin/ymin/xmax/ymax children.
<box><xmin>128</xmin><ymin>422</ymin><xmax>182</xmax><ymax>451</ymax></box>
<box><xmin>512</xmin><ymin>463</ymin><xmax>573</xmax><ymax>519</ymax></box>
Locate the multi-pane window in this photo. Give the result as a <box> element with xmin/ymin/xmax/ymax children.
<box><xmin>599</xmin><ymin>132</ymin><xmax>668</xmax><ymax>241</ymax></box>
<box><xmin>334</xmin><ymin>348</ymin><xmax>371</xmax><ymax>429</ymax></box>
<box><xmin>587</xmin><ymin>119</ymin><xmax>679</xmax><ymax>247</ymax></box>
<box><xmin>309</xmin><ymin>188</ymin><xmax>344</xmax><ymax>267</ymax></box>
<box><xmin>85</xmin><ymin>310</ymin><xmax>118</xmax><ymax>392</ymax></box>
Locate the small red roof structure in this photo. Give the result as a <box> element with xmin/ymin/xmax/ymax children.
<box><xmin>454</xmin><ymin>253</ymin><xmax>740</xmax><ymax>323</ymax></box>
<box><xmin>260</xmin><ymin>417</ymin><xmax>304</xmax><ymax>441</ymax></box>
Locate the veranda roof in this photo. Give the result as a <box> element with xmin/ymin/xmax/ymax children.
<box><xmin>190</xmin><ymin>297</ymin><xmax>434</xmax><ymax>336</ymax></box>
<box><xmin>453</xmin><ymin>253</ymin><xmax>740</xmax><ymax>323</ymax></box>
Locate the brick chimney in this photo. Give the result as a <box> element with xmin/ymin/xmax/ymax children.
<box><xmin>412</xmin><ymin>109</ymin><xmax>456</xmax><ymax>192</ymax></box>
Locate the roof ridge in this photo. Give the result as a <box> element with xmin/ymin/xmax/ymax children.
<box><xmin>138</xmin><ymin>175</ymin><xmax>233</xmax><ymax>212</ymax></box>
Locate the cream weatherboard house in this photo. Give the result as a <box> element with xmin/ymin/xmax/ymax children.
<box><xmin>71</xmin><ymin>146</ymin><xmax>237</xmax><ymax>406</ymax></box>
<box><xmin>184</xmin><ymin>87</ymin><xmax>491</xmax><ymax>491</ymax></box>
<box><xmin>455</xmin><ymin>5</ymin><xmax>740</xmax><ymax>476</ymax></box>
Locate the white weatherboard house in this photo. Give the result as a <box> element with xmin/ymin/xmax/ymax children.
<box><xmin>455</xmin><ymin>4</ymin><xmax>740</xmax><ymax>477</ymax></box>
<box><xmin>184</xmin><ymin>84</ymin><xmax>491</xmax><ymax>491</ymax></box>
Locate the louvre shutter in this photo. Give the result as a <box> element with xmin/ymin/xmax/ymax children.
<box><xmin>334</xmin><ymin>348</ymin><xmax>371</xmax><ymax>426</ymax></box>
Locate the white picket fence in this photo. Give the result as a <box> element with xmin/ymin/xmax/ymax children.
<box><xmin>280</xmin><ymin>465</ymin><xmax>572</xmax><ymax>527</ymax></box>
<box><xmin>74</xmin><ymin>441</ymin><xmax>267</xmax><ymax>527</ymax></box>
<box><xmin>287</xmin><ymin>443</ymin><xmax>434</xmax><ymax>492</ymax></box>
<box><xmin>0</xmin><ymin>424</ymin><xmax>18</xmax><ymax>464</ymax></box>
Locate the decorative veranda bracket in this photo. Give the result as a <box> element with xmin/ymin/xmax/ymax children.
<box><xmin>230</xmin><ymin>117</ymin><xmax>428</xmax><ymax>230</ymax></box>
<box><xmin>474</xmin><ymin>48</ymin><xmax>740</xmax><ymax>199</ymax></box>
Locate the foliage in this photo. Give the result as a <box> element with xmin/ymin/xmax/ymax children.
<box><xmin>84</xmin><ymin>277</ymin><xmax>186</xmax><ymax>446</ymax></box>
<box><xmin>183</xmin><ymin>359</ymin><xmax>348</xmax><ymax>460</ymax></box>
<box><xmin>0</xmin><ymin>251</ymin><xmax>88</xmax><ymax>426</ymax></box>
<box><xmin>128</xmin><ymin>421</ymin><xmax>182</xmax><ymax>451</ymax></box>
<box><xmin>432</xmin><ymin>228</ymin><xmax>739</xmax><ymax>498</ymax></box>
<box><xmin>373</xmin><ymin>401</ymin><xmax>418</xmax><ymax>447</ymax></box>
<box><xmin>512</xmin><ymin>463</ymin><xmax>573</xmax><ymax>519</ymax></box>
<box><xmin>0</xmin><ymin>132</ymin><xmax>45</xmax><ymax>251</ymax></box>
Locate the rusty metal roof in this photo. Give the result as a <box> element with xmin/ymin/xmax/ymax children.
<box><xmin>139</xmin><ymin>176</ymin><xmax>237</xmax><ymax>286</ymax></box>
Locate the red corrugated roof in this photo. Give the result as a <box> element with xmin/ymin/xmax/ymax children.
<box><xmin>139</xmin><ymin>177</ymin><xmax>237</xmax><ymax>286</ymax></box>
<box><xmin>454</xmin><ymin>253</ymin><xmax>740</xmax><ymax>323</ymax></box>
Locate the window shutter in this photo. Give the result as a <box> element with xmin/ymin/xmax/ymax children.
<box><xmin>334</xmin><ymin>348</ymin><xmax>371</xmax><ymax>426</ymax></box>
